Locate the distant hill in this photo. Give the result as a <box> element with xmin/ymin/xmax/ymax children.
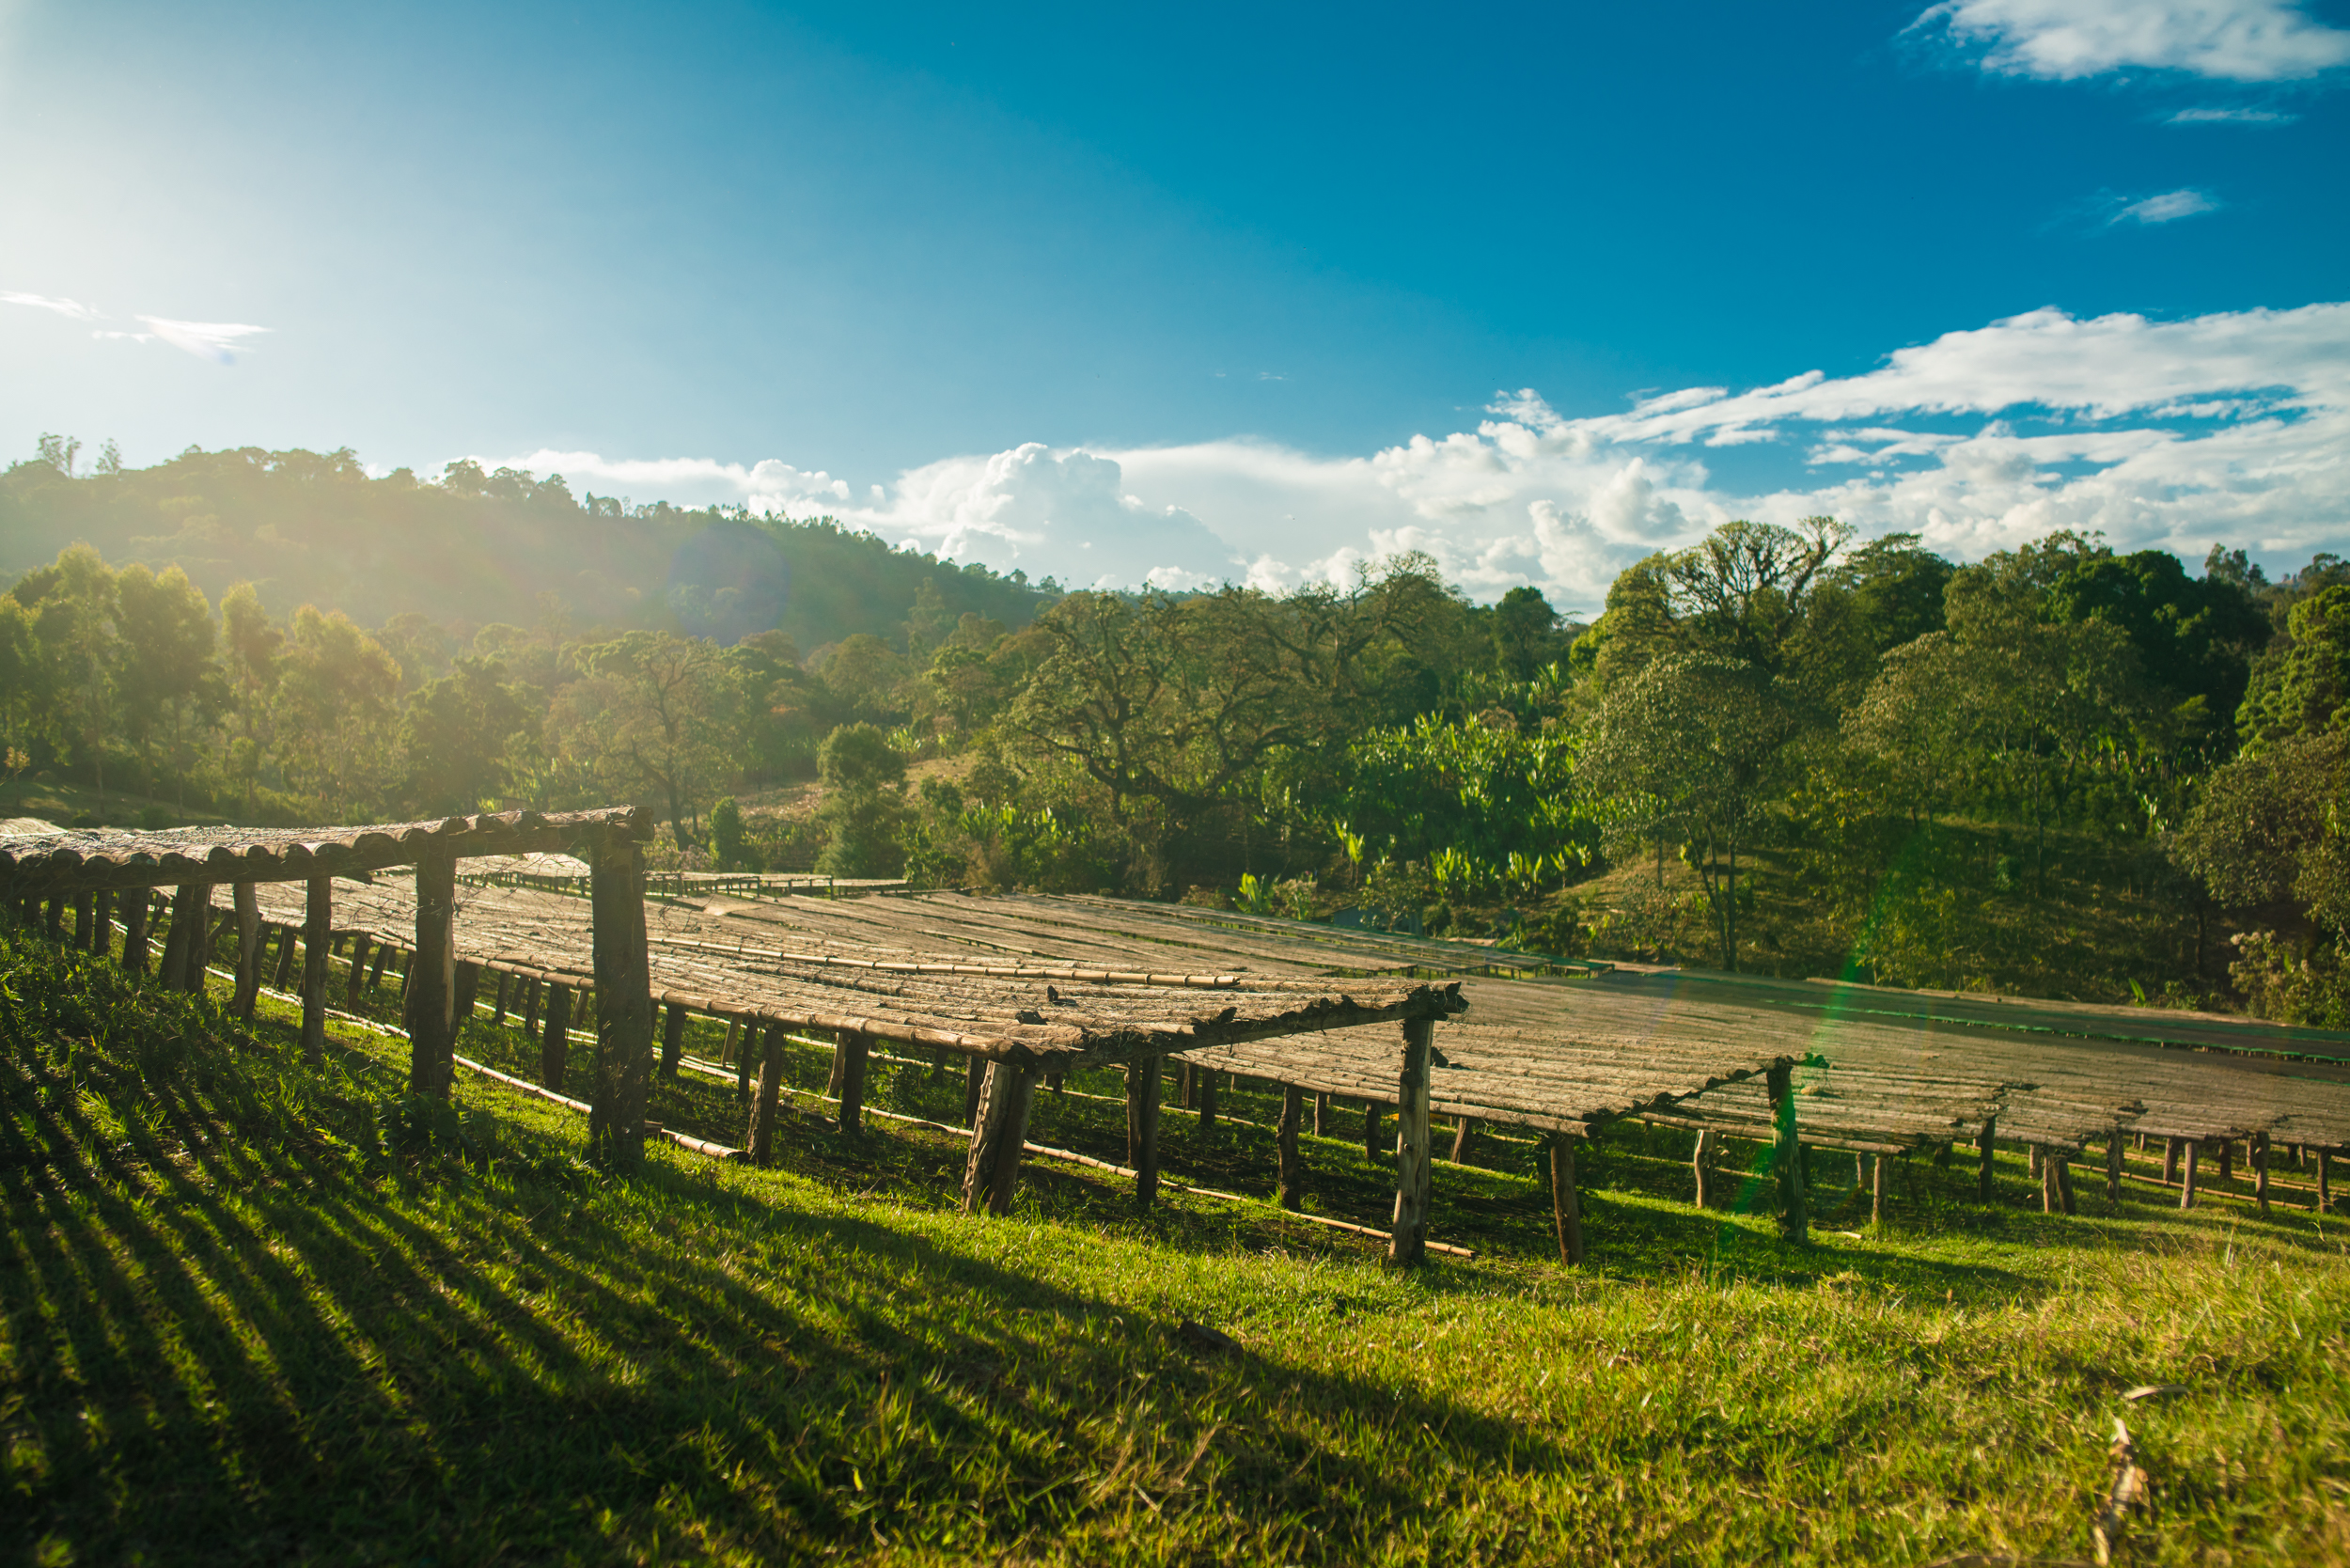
<box><xmin>0</xmin><ymin>445</ymin><xmax>1055</xmax><ymax>650</ymax></box>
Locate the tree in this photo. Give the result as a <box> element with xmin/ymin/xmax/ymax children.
<box><xmin>113</xmin><ymin>564</ymin><xmax>216</xmax><ymax>801</ymax></box>
<box><xmin>275</xmin><ymin>605</ymin><xmax>401</xmax><ymax>820</ymax></box>
<box><xmin>1492</xmin><ymin>585</ymin><xmax>1567</xmax><ymax>681</ymax></box>
<box><xmin>1573</xmin><ymin>517</ymin><xmax>1853</xmax><ymax>693</ymax></box>
<box><xmin>400</xmin><ymin>656</ymin><xmax>535</xmax><ymax>812</ymax></box>
<box><xmin>220</xmin><ymin>582</ymin><xmax>283</xmax><ymax>815</ymax></box>
<box><xmin>2236</xmin><ymin>584</ymin><xmax>2350</xmax><ymax>748</ymax></box>
<box><xmin>555</xmin><ymin>631</ymin><xmax>737</xmax><ymax>849</ymax></box>
<box><xmin>12</xmin><ymin>546</ymin><xmax>121</xmax><ymax>813</ymax></box>
<box><xmin>815</xmin><ymin>723</ymin><xmax>907</xmax><ymax>878</ymax></box>
<box><xmin>1583</xmin><ymin>653</ymin><xmax>1798</xmax><ymax>970</ymax></box>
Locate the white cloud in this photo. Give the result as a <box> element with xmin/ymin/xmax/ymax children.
<box><xmin>1</xmin><ymin>290</ymin><xmax>101</xmax><ymax>321</ymax></box>
<box><xmin>2111</xmin><ymin>187</ymin><xmax>2220</xmax><ymax>223</ymax></box>
<box><xmin>481</xmin><ymin>301</ymin><xmax>2350</xmax><ymax>615</ymax></box>
<box><xmin>135</xmin><ymin>315</ymin><xmax>268</xmax><ymax>365</ymax></box>
<box><xmin>2167</xmin><ymin>104</ymin><xmax>2297</xmax><ymax>119</ymax></box>
<box><xmin>1915</xmin><ymin>0</ymin><xmax>2350</xmax><ymax>81</ymax></box>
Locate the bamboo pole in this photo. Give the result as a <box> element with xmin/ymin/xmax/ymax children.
<box><xmin>1389</xmin><ymin>1017</ymin><xmax>1435</xmax><ymax>1265</ymax></box>
<box><xmin>1277</xmin><ymin>1084</ymin><xmax>1304</xmax><ymax>1211</ymax></box>
<box><xmin>300</xmin><ymin>876</ymin><xmax>331</xmax><ymax>1063</ymax></box>
<box><xmin>587</xmin><ymin>832</ymin><xmax>654</xmax><ymax>1168</ymax></box>
<box><xmin>404</xmin><ymin>852</ymin><xmax>459</xmax><ymax>1098</ymax></box>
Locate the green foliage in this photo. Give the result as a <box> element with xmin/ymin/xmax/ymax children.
<box><xmin>708</xmin><ymin>795</ymin><xmax>757</xmax><ymax>871</ymax></box>
<box><xmin>815</xmin><ymin>724</ymin><xmax>911</xmax><ymax>878</ymax></box>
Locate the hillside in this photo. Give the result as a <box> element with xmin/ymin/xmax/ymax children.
<box><xmin>0</xmin><ymin>445</ymin><xmax>1054</xmax><ymax>651</ymax></box>
<box><xmin>5</xmin><ymin>922</ymin><xmax>2346</xmax><ymax>1564</ymax></box>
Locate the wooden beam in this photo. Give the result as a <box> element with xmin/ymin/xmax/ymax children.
<box><xmin>404</xmin><ymin>852</ymin><xmax>459</xmax><ymax>1098</ymax></box>
<box><xmin>746</xmin><ymin>1023</ymin><xmax>785</xmax><ymax>1164</ymax></box>
<box><xmin>1550</xmin><ymin>1136</ymin><xmax>1585</xmax><ymax>1266</ymax></box>
<box><xmin>587</xmin><ymin>832</ymin><xmax>655</xmax><ymax>1168</ymax></box>
<box><xmin>300</xmin><ymin>876</ymin><xmax>331</xmax><ymax>1064</ymax></box>
<box><xmin>837</xmin><ymin>1029</ymin><xmax>870</xmax><ymax>1136</ymax></box>
<box><xmin>1768</xmin><ymin>1061</ymin><xmax>1807</xmax><ymax>1242</ymax></box>
<box><xmin>1389</xmin><ymin>1017</ymin><xmax>1435</xmax><ymax>1265</ymax></box>
<box><xmin>962</xmin><ymin>1060</ymin><xmax>1039</xmax><ymax>1215</ymax></box>
<box><xmin>230</xmin><ymin>882</ymin><xmax>263</xmax><ymax>1022</ymax></box>
<box><xmin>1277</xmin><ymin>1084</ymin><xmax>1304</xmax><ymax>1211</ymax></box>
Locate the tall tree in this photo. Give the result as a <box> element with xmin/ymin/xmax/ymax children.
<box><xmin>554</xmin><ymin>631</ymin><xmax>738</xmax><ymax>849</ymax></box>
<box><xmin>113</xmin><ymin>564</ymin><xmax>216</xmax><ymax>801</ymax></box>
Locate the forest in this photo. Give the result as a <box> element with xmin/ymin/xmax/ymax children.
<box><xmin>5</xmin><ymin>436</ymin><xmax>2346</xmax><ymax>1025</ymax></box>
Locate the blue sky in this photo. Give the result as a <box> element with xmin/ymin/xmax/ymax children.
<box><xmin>4</xmin><ymin>0</ymin><xmax>2346</xmax><ymax>609</ymax></box>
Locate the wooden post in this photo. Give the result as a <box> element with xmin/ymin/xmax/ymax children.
<box><xmin>167</xmin><ymin>883</ymin><xmax>211</xmax><ymax>992</ymax></box>
<box><xmin>1692</xmin><ymin>1127</ymin><xmax>1715</xmax><ymax>1209</ymax></box>
<box><xmin>540</xmin><ymin>984</ymin><xmax>572</xmax><ymax>1090</ymax></box>
<box><xmin>88</xmin><ymin>890</ymin><xmax>111</xmax><ymax>961</ymax></box>
<box><xmin>492</xmin><ymin>971</ymin><xmax>511</xmax><ymax>1025</ymax></box>
<box><xmin>343</xmin><ymin>933</ymin><xmax>372</xmax><ymax>1007</ymax></box>
<box><xmin>404</xmin><ymin>853</ymin><xmax>459</xmax><ymax>1099</ymax></box>
<box><xmin>521</xmin><ymin>973</ymin><xmax>541</xmax><ymax>1037</ymax></box>
<box><xmin>745</xmin><ymin>1023</ymin><xmax>785</xmax><ymax>1164</ymax></box>
<box><xmin>2218</xmin><ymin>1138</ymin><xmax>2233</xmax><ymax>1182</ymax></box>
<box><xmin>2162</xmin><ymin>1137</ymin><xmax>2181</xmax><ymax>1183</ymax></box>
<box><xmin>718</xmin><ymin>1014</ymin><xmax>739</xmax><ymax>1066</ymax></box>
<box><xmin>2319</xmin><ymin>1150</ymin><xmax>2332</xmax><ymax>1212</ymax></box>
<box><xmin>1450</xmin><ymin>1117</ymin><xmax>1477</xmax><ymax>1164</ymax></box>
<box><xmin>2253</xmin><ymin>1131</ymin><xmax>2270</xmax><ymax>1215</ymax></box>
<box><xmin>230</xmin><ymin>881</ymin><xmax>263</xmax><ymax>1021</ymax></box>
<box><xmin>1277</xmin><ymin>1085</ymin><xmax>1304</xmax><ymax>1211</ymax></box>
<box><xmin>734</xmin><ymin>1017</ymin><xmax>755</xmax><ymax>1099</ymax></box>
<box><xmin>961</xmin><ymin>1060</ymin><xmax>1040</xmax><ymax>1215</ymax></box>
<box><xmin>1127</xmin><ymin>1053</ymin><xmax>1162</xmax><ymax>1211</ymax></box>
<box><xmin>2041</xmin><ymin>1148</ymin><xmax>2059</xmax><ymax>1215</ymax></box>
<box><xmin>1872</xmin><ymin>1150</ymin><xmax>1888</xmax><ymax>1226</ymax></box>
<box><xmin>1181</xmin><ymin>1061</ymin><xmax>1196</xmax><ymax>1108</ymax></box>
<box><xmin>269</xmin><ymin>921</ymin><xmax>297</xmax><ymax>988</ymax></box>
<box><xmin>1313</xmin><ymin>1090</ymin><xmax>1329</xmax><ymax>1137</ymax></box>
<box><xmin>1362</xmin><ymin>1098</ymin><xmax>1384</xmax><ymax>1162</ymax></box>
<box><xmin>299</xmin><ymin>876</ymin><xmax>331</xmax><ymax>1064</ymax></box>
<box><xmin>586</xmin><ymin>830</ymin><xmax>655</xmax><ymax>1168</ymax></box>
<box><xmin>660</xmin><ymin>1001</ymin><xmax>687</xmax><ymax>1079</ymax></box>
<box><xmin>837</xmin><ymin>1030</ymin><xmax>870</xmax><ymax>1135</ymax></box>
<box><xmin>1769</xmin><ymin>1061</ymin><xmax>1807</xmax><ymax>1243</ymax></box>
<box><xmin>1855</xmin><ymin>1150</ymin><xmax>1869</xmax><ymax>1192</ymax></box>
<box><xmin>1198</xmin><ymin>1067</ymin><xmax>1218</xmax><ymax>1133</ymax></box>
<box><xmin>71</xmin><ymin>890</ymin><xmax>94</xmax><ymax>950</ymax></box>
<box><xmin>1977</xmin><ymin>1118</ymin><xmax>1998</xmax><ymax>1202</ymax></box>
<box><xmin>825</xmin><ymin>1036</ymin><xmax>849</xmax><ymax>1098</ymax></box>
<box><xmin>2056</xmin><ymin>1156</ymin><xmax>2076</xmax><ymax>1216</ymax></box>
<box><xmin>397</xmin><ymin>947</ymin><xmax>415</xmax><ymax>1001</ymax></box>
<box><xmin>1550</xmin><ymin>1136</ymin><xmax>1585</xmax><ymax>1266</ymax></box>
<box><xmin>120</xmin><ymin>887</ymin><xmax>149</xmax><ymax>976</ymax></box>
<box><xmin>964</xmin><ymin>1057</ymin><xmax>985</xmax><ymax>1125</ymax></box>
<box><xmin>2179</xmin><ymin>1140</ymin><xmax>2200</xmax><ymax>1210</ymax></box>
<box><xmin>2106</xmin><ymin>1131</ymin><xmax>2123</xmax><ymax>1205</ymax></box>
<box><xmin>452</xmin><ymin>962</ymin><xmax>480</xmax><ymax>1030</ymax></box>
<box><xmin>1389</xmin><ymin>1017</ymin><xmax>1435</xmax><ymax>1265</ymax></box>
<box><xmin>366</xmin><ymin>939</ymin><xmax>391</xmax><ymax>996</ymax></box>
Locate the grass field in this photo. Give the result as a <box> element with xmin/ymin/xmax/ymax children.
<box><xmin>4</xmin><ymin>923</ymin><xmax>2347</xmax><ymax>1565</ymax></box>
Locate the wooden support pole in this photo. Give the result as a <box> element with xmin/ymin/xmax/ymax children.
<box><xmin>1692</xmin><ymin>1127</ymin><xmax>1715</xmax><ymax>1209</ymax></box>
<box><xmin>660</xmin><ymin>1000</ymin><xmax>687</xmax><ymax>1079</ymax></box>
<box><xmin>2162</xmin><ymin>1137</ymin><xmax>2181</xmax><ymax>1183</ymax></box>
<box><xmin>2029</xmin><ymin>1143</ymin><xmax>2042</xmax><ymax>1181</ymax></box>
<box><xmin>1450</xmin><ymin>1116</ymin><xmax>1477</xmax><ymax>1164</ymax></box>
<box><xmin>71</xmin><ymin>890</ymin><xmax>94</xmax><ymax>950</ymax></box>
<box><xmin>1277</xmin><ymin>1084</ymin><xmax>1304</xmax><ymax>1211</ymax></box>
<box><xmin>1856</xmin><ymin>1150</ymin><xmax>1870</xmax><ymax>1192</ymax></box>
<box><xmin>270</xmin><ymin>920</ymin><xmax>298</xmax><ymax>988</ymax></box>
<box><xmin>1313</xmin><ymin>1090</ymin><xmax>1329</xmax><ymax>1137</ymax></box>
<box><xmin>366</xmin><ymin>939</ymin><xmax>392</xmax><ymax>996</ymax></box>
<box><xmin>2042</xmin><ymin>1149</ymin><xmax>2060</xmax><ymax>1215</ymax></box>
<box><xmin>88</xmin><ymin>890</ymin><xmax>111</xmax><ymax>961</ymax></box>
<box><xmin>1769</xmin><ymin>1061</ymin><xmax>1807</xmax><ymax>1243</ymax></box>
<box><xmin>2218</xmin><ymin>1138</ymin><xmax>2233</xmax><ymax>1182</ymax></box>
<box><xmin>1872</xmin><ymin>1149</ymin><xmax>1888</xmax><ymax>1226</ymax></box>
<box><xmin>164</xmin><ymin>883</ymin><xmax>208</xmax><ymax>992</ymax></box>
<box><xmin>2319</xmin><ymin>1150</ymin><xmax>2332</xmax><ymax>1212</ymax></box>
<box><xmin>1198</xmin><ymin>1068</ymin><xmax>1218</xmax><ymax>1133</ymax></box>
<box><xmin>120</xmin><ymin>887</ymin><xmax>149</xmax><ymax>976</ymax></box>
<box><xmin>718</xmin><ymin>1014</ymin><xmax>739</xmax><ymax>1066</ymax></box>
<box><xmin>520</xmin><ymin>973</ymin><xmax>540</xmax><ymax>1037</ymax></box>
<box><xmin>825</xmin><ymin>1035</ymin><xmax>848</xmax><ymax>1098</ymax></box>
<box><xmin>1362</xmin><ymin>1098</ymin><xmax>1384</xmax><ymax>1163</ymax></box>
<box><xmin>964</xmin><ymin>1057</ymin><xmax>985</xmax><ymax>1125</ymax></box>
<box><xmin>299</xmin><ymin>876</ymin><xmax>331</xmax><ymax>1064</ymax></box>
<box><xmin>230</xmin><ymin>881</ymin><xmax>264</xmax><ymax>1022</ymax></box>
<box><xmin>344</xmin><ymin>932</ymin><xmax>372</xmax><ymax>1007</ymax></box>
<box><xmin>837</xmin><ymin>1030</ymin><xmax>870</xmax><ymax>1136</ymax></box>
<box><xmin>491</xmin><ymin>971</ymin><xmax>511</xmax><ymax>1025</ymax></box>
<box><xmin>1977</xmin><ymin>1118</ymin><xmax>1998</xmax><ymax>1202</ymax></box>
<box><xmin>2107</xmin><ymin>1131</ymin><xmax>2123</xmax><ymax>1205</ymax></box>
<box><xmin>1181</xmin><ymin>1061</ymin><xmax>1196</xmax><ymax>1109</ymax></box>
<box><xmin>2179</xmin><ymin>1139</ymin><xmax>2201</xmax><ymax>1210</ymax></box>
<box><xmin>1388</xmin><ymin>1017</ymin><xmax>1435</xmax><ymax>1266</ymax></box>
<box><xmin>961</xmin><ymin>1060</ymin><xmax>1040</xmax><ymax>1215</ymax></box>
<box><xmin>2056</xmin><ymin>1156</ymin><xmax>2076</xmax><ymax>1216</ymax></box>
<box><xmin>746</xmin><ymin>1023</ymin><xmax>785</xmax><ymax>1165</ymax></box>
<box><xmin>586</xmin><ymin>829</ymin><xmax>654</xmax><ymax>1168</ymax></box>
<box><xmin>1550</xmin><ymin>1136</ymin><xmax>1584</xmax><ymax>1266</ymax></box>
<box><xmin>404</xmin><ymin>852</ymin><xmax>459</xmax><ymax>1099</ymax></box>
<box><xmin>1128</xmin><ymin>1053</ymin><xmax>1162</xmax><ymax>1211</ymax></box>
<box><xmin>540</xmin><ymin>984</ymin><xmax>572</xmax><ymax>1091</ymax></box>
<box><xmin>452</xmin><ymin>962</ymin><xmax>481</xmax><ymax>1030</ymax></box>
<box><xmin>2253</xmin><ymin>1131</ymin><xmax>2270</xmax><ymax>1215</ymax></box>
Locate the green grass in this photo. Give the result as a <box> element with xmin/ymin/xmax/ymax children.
<box><xmin>5</xmin><ymin>925</ymin><xmax>2349</xmax><ymax>1565</ymax></box>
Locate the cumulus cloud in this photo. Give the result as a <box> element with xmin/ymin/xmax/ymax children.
<box><xmin>482</xmin><ymin>301</ymin><xmax>2350</xmax><ymax>615</ymax></box>
<box><xmin>2167</xmin><ymin>104</ymin><xmax>2297</xmax><ymax>119</ymax></box>
<box><xmin>1914</xmin><ymin>0</ymin><xmax>2350</xmax><ymax>81</ymax></box>
<box><xmin>2111</xmin><ymin>187</ymin><xmax>2220</xmax><ymax>223</ymax></box>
